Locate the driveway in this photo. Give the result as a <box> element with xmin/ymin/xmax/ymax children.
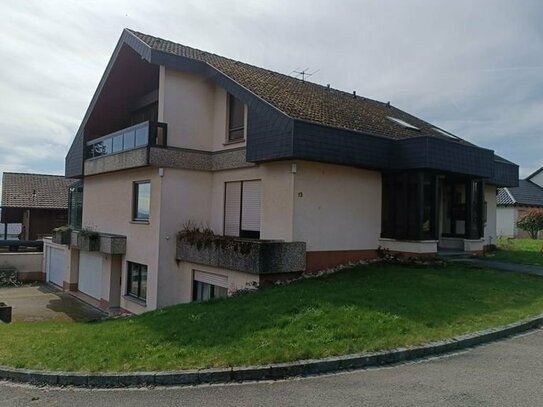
<box><xmin>2</xmin><ymin>328</ymin><xmax>543</xmax><ymax>406</ymax></box>
<box><xmin>0</xmin><ymin>284</ymin><xmax>105</xmax><ymax>322</ymax></box>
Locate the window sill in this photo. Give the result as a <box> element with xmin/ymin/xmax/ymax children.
<box><xmin>223</xmin><ymin>139</ymin><xmax>245</xmax><ymax>146</ymax></box>
<box><xmin>130</xmin><ymin>220</ymin><xmax>149</xmax><ymax>225</ymax></box>
<box><xmin>123</xmin><ymin>295</ymin><xmax>147</xmax><ymax>307</ymax></box>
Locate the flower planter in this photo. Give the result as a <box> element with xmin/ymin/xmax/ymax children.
<box><xmin>177</xmin><ymin>235</ymin><xmax>306</xmax><ymax>274</ymax></box>
<box><xmin>0</xmin><ymin>302</ymin><xmax>12</xmax><ymax>323</ymax></box>
<box><xmin>52</xmin><ymin>229</ymin><xmax>71</xmax><ymax>245</ymax></box>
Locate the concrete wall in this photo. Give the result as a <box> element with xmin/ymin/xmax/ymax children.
<box><xmin>292</xmin><ymin>161</ymin><xmax>382</xmax><ymax>251</ymax></box>
<box><xmin>484</xmin><ymin>184</ymin><xmax>497</xmax><ymax>246</ymax></box>
<box><xmin>0</xmin><ymin>252</ymin><xmax>43</xmax><ymax>280</ymax></box>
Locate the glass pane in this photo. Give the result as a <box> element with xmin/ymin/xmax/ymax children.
<box><xmin>229</xmin><ymin>128</ymin><xmax>244</xmax><ymax>141</ymax></box>
<box><xmin>139</xmin><ymin>266</ymin><xmax>147</xmax><ymax>299</ymax></box>
<box><xmin>229</xmin><ymin>95</ymin><xmax>244</xmax><ymax>129</ymax></box>
<box><xmin>102</xmin><ymin>138</ymin><xmax>112</xmax><ymax>155</ymax></box>
<box><xmin>112</xmin><ymin>135</ymin><xmax>123</xmax><ymax>153</ymax></box>
<box><xmin>128</xmin><ymin>264</ymin><xmax>139</xmax><ymax>296</ymax></box>
<box><xmin>135</xmin><ymin>182</ymin><xmax>150</xmax><ymax>220</ymax></box>
<box><xmin>93</xmin><ymin>141</ymin><xmax>105</xmax><ymax>157</ymax></box>
<box><xmin>135</xmin><ymin>127</ymin><xmax>148</xmax><ymax>147</ymax></box>
<box><xmin>123</xmin><ymin>131</ymin><xmax>135</xmax><ymax>150</ymax></box>
<box><xmin>214</xmin><ymin>286</ymin><xmax>228</xmax><ymax>299</ymax></box>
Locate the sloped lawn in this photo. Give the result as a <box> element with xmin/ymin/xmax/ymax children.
<box><xmin>2</xmin><ymin>263</ymin><xmax>543</xmax><ymax>372</ymax></box>
<box><xmin>486</xmin><ymin>239</ymin><xmax>543</xmax><ymax>266</ymax></box>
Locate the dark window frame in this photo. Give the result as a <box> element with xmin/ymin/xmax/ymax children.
<box><xmin>132</xmin><ymin>180</ymin><xmax>151</xmax><ymax>222</ymax></box>
<box><xmin>227</xmin><ymin>94</ymin><xmax>246</xmax><ymax>143</ymax></box>
<box><xmin>127</xmin><ymin>261</ymin><xmax>147</xmax><ymax>301</ymax></box>
<box><xmin>192</xmin><ymin>280</ymin><xmax>228</xmax><ymax>302</ymax></box>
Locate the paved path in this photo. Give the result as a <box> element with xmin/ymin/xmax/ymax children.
<box><xmin>457</xmin><ymin>258</ymin><xmax>543</xmax><ymax>277</ymax></box>
<box><xmin>3</xmin><ymin>328</ymin><xmax>543</xmax><ymax>406</ymax></box>
<box><xmin>0</xmin><ymin>284</ymin><xmax>105</xmax><ymax>322</ymax></box>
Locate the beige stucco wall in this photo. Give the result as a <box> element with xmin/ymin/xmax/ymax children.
<box><xmin>484</xmin><ymin>184</ymin><xmax>497</xmax><ymax>245</ymax></box>
<box><xmin>0</xmin><ymin>252</ymin><xmax>42</xmax><ymax>274</ymax></box>
<box><xmin>159</xmin><ymin>67</ymin><xmax>246</xmax><ymax>153</ymax></box>
<box><xmin>292</xmin><ymin>161</ymin><xmax>382</xmax><ymax>251</ymax></box>
<box><xmin>82</xmin><ymin>167</ymin><xmax>162</xmax><ymax>311</ymax></box>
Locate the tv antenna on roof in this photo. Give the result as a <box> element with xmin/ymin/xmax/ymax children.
<box><xmin>290</xmin><ymin>67</ymin><xmax>319</xmax><ymax>82</ymax></box>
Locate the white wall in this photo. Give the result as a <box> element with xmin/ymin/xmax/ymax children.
<box><xmin>497</xmin><ymin>206</ymin><xmax>516</xmax><ymax>238</ymax></box>
<box><xmin>529</xmin><ymin>170</ymin><xmax>543</xmax><ymax>188</ymax></box>
<box><xmin>292</xmin><ymin>161</ymin><xmax>382</xmax><ymax>251</ymax></box>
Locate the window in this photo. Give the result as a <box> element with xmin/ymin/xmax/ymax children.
<box><xmin>193</xmin><ymin>270</ymin><xmax>228</xmax><ymax>301</ymax></box>
<box><xmin>127</xmin><ymin>262</ymin><xmax>147</xmax><ymax>301</ymax></box>
<box><xmin>68</xmin><ymin>182</ymin><xmax>83</xmax><ymax>230</ymax></box>
<box><xmin>227</xmin><ymin>94</ymin><xmax>246</xmax><ymax>142</ymax></box>
<box><xmin>133</xmin><ymin>181</ymin><xmax>150</xmax><ymax>221</ymax></box>
<box><xmin>224</xmin><ymin>180</ymin><xmax>261</xmax><ymax>238</ymax></box>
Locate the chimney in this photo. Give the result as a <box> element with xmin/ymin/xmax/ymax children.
<box><xmin>353</xmin><ymin>91</ymin><xmax>357</xmax><ymax>98</ymax></box>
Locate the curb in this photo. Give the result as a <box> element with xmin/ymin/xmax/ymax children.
<box><xmin>1</xmin><ymin>315</ymin><xmax>543</xmax><ymax>388</ymax></box>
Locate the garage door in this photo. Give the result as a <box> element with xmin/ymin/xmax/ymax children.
<box><xmin>46</xmin><ymin>246</ymin><xmax>65</xmax><ymax>287</ymax></box>
<box><xmin>78</xmin><ymin>252</ymin><xmax>102</xmax><ymax>299</ymax></box>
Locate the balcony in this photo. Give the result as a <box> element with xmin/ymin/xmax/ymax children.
<box><xmin>176</xmin><ymin>234</ymin><xmax>306</xmax><ymax>274</ymax></box>
<box><xmin>70</xmin><ymin>230</ymin><xmax>126</xmax><ymax>254</ymax></box>
<box><xmin>84</xmin><ymin>121</ymin><xmax>167</xmax><ymax>175</ymax></box>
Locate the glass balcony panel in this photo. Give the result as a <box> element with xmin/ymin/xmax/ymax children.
<box><xmin>112</xmin><ymin>135</ymin><xmax>123</xmax><ymax>153</ymax></box>
<box><xmin>123</xmin><ymin>131</ymin><xmax>135</xmax><ymax>150</ymax></box>
<box><xmin>135</xmin><ymin>127</ymin><xmax>148</xmax><ymax>147</ymax></box>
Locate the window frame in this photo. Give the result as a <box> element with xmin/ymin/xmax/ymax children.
<box><xmin>132</xmin><ymin>180</ymin><xmax>151</xmax><ymax>222</ymax></box>
<box><xmin>223</xmin><ymin>179</ymin><xmax>261</xmax><ymax>238</ymax></box>
<box><xmin>226</xmin><ymin>93</ymin><xmax>247</xmax><ymax>143</ymax></box>
<box><xmin>126</xmin><ymin>261</ymin><xmax>148</xmax><ymax>301</ymax></box>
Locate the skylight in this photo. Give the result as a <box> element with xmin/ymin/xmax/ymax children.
<box><xmin>386</xmin><ymin>116</ymin><xmax>419</xmax><ymax>131</ymax></box>
<box><xmin>432</xmin><ymin>127</ymin><xmax>462</xmax><ymax>141</ymax></box>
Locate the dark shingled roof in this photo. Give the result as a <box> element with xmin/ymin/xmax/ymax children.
<box><xmin>497</xmin><ymin>179</ymin><xmax>543</xmax><ymax>207</ymax></box>
<box><xmin>129</xmin><ymin>29</ymin><xmax>469</xmax><ymax>143</ymax></box>
<box><xmin>1</xmin><ymin>173</ymin><xmax>76</xmax><ymax>209</ymax></box>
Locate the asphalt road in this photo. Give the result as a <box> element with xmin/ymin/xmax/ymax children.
<box><xmin>3</xmin><ymin>329</ymin><xmax>543</xmax><ymax>407</ymax></box>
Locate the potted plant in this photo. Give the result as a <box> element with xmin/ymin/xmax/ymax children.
<box><xmin>52</xmin><ymin>225</ymin><xmax>72</xmax><ymax>245</ymax></box>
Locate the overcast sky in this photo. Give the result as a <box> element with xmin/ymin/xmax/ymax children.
<box><xmin>0</xmin><ymin>0</ymin><xmax>542</xmax><ymax>182</ymax></box>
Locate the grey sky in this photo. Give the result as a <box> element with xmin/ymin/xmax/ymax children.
<box><xmin>0</xmin><ymin>0</ymin><xmax>542</xmax><ymax>180</ymax></box>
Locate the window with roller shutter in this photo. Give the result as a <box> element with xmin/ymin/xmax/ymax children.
<box><xmin>224</xmin><ymin>180</ymin><xmax>261</xmax><ymax>238</ymax></box>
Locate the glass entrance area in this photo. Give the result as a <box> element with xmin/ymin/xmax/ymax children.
<box><xmin>381</xmin><ymin>171</ymin><xmax>484</xmax><ymax>244</ymax></box>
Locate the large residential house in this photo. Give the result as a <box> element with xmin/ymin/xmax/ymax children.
<box><xmin>46</xmin><ymin>29</ymin><xmax>518</xmax><ymax>314</ymax></box>
<box><xmin>497</xmin><ymin>168</ymin><xmax>543</xmax><ymax>238</ymax></box>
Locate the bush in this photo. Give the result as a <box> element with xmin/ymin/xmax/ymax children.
<box><xmin>516</xmin><ymin>209</ymin><xmax>543</xmax><ymax>239</ymax></box>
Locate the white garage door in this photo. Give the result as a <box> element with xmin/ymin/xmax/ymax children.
<box><xmin>78</xmin><ymin>252</ymin><xmax>103</xmax><ymax>300</ymax></box>
<box><xmin>46</xmin><ymin>246</ymin><xmax>65</xmax><ymax>287</ymax></box>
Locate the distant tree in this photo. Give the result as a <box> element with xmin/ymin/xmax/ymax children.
<box><xmin>516</xmin><ymin>209</ymin><xmax>543</xmax><ymax>239</ymax></box>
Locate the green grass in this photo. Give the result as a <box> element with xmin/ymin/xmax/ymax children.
<box><xmin>485</xmin><ymin>238</ymin><xmax>543</xmax><ymax>266</ymax></box>
<box><xmin>2</xmin><ymin>263</ymin><xmax>543</xmax><ymax>373</ymax></box>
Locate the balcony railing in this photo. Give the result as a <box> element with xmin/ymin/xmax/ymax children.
<box><xmin>86</xmin><ymin>121</ymin><xmax>167</xmax><ymax>159</ymax></box>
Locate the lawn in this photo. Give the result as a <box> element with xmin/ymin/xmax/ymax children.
<box><xmin>1</xmin><ymin>263</ymin><xmax>543</xmax><ymax>373</ymax></box>
<box><xmin>485</xmin><ymin>238</ymin><xmax>543</xmax><ymax>266</ymax></box>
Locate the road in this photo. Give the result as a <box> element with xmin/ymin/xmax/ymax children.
<box><xmin>2</xmin><ymin>329</ymin><xmax>543</xmax><ymax>406</ymax></box>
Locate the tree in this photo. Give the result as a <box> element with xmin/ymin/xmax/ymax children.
<box><xmin>516</xmin><ymin>209</ymin><xmax>543</xmax><ymax>239</ymax></box>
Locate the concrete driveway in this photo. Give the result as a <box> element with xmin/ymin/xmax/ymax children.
<box><xmin>0</xmin><ymin>284</ymin><xmax>105</xmax><ymax>322</ymax></box>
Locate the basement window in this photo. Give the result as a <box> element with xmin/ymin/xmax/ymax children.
<box><xmin>387</xmin><ymin>116</ymin><xmax>420</xmax><ymax>131</ymax></box>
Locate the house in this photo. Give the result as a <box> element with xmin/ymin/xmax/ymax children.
<box><xmin>48</xmin><ymin>29</ymin><xmax>518</xmax><ymax>314</ymax></box>
<box><xmin>1</xmin><ymin>173</ymin><xmax>75</xmax><ymax>240</ymax></box>
<box><xmin>497</xmin><ymin>168</ymin><xmax>543</xmax><ymax>239</ymax></box>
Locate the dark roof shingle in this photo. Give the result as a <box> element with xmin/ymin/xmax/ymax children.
<box><xmin>1</xmin><ymin>173</ymin><xmax>76</xmax><ymax>209</ymax></box>
<box><xmin>498</xmin><ymin>179</ymin><xmax>543</xmax><ymax>207</ymax></box>
<box><xmin>129</xmin><ymin>29</ymin><xmax>469</xmax><ymax>143</ymax></box>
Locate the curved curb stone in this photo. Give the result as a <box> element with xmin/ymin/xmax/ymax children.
<box><xmin>1</xmin><ymin>315</ymin><xmax>543</xmax><ymax>388</ymax></box>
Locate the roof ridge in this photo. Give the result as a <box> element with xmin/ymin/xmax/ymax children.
<box><xmin>2</xmin><ymin>172</ymin><xmax>66</xmax><ymax>177</ymax></box>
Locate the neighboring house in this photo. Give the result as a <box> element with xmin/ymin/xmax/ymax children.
<box><xmin>50</xmin><ymin>29</ymin><xmax>518</xmax><ymax>314</ymax></box>
<box><xmin>1</xmin><ymin>173</ymin><xmax>75</xmax><ymax>240</ymax></box>
<box><xmin>497</xmin><ymin>168</ymin><xmax>543</xmax><ymax>239</ymax></box>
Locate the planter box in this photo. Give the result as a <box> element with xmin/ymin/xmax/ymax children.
<box><xmin>52</xmin><ymin>229</ymin><xmax>71</xmax><ymax>245</ymax></box>
<box><xmin>176</xmin><ymin>236</ymin><xmax>306</xmax><ymax>274</ymax></box>
<box><xmin>0</xmin><ymin>303</ymin><xmax>12</xmax><ymax>323</ymax></box>
<box><xmin>70</xmin><ymin>231</ymin><xmax>126</xmax><ymax>254</ymax></box>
